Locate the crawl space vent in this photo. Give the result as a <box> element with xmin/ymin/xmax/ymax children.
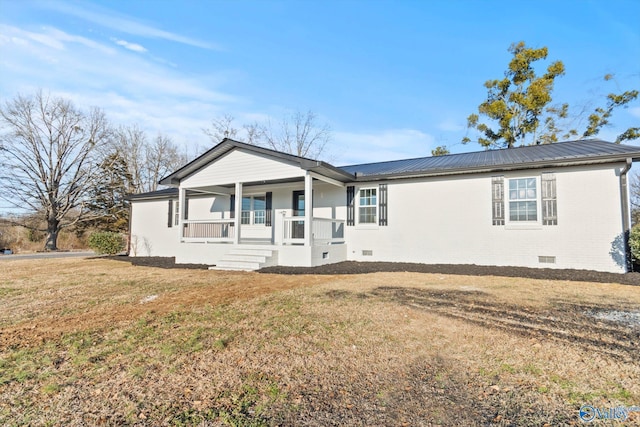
<box><xmin>362</xmin><ymin>250</ymin><xmax>373</xmax><ymax>256</ymax></box>
<box><xmin>538</xmin><ymin>256</ymin><xmax>556</xmax><ymax>264</ymax></box>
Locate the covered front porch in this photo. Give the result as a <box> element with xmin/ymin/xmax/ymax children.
<box><xmin>175</xmin><ymin>171</ymin><xmax>348</xmax><ymax>268</ymax></box>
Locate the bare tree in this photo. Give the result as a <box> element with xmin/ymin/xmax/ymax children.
<box><xmin>80</xmin><ymin>127</ymin><xmax>187</xmax><ymax>233</ymax></box>
<box><xmin>203</xmin><ymin>110</ymin><xmax>332</xmax><ymax>159</ymax></box>
<box><xmin>111</xmin><ymin>124</ymin><xmax>146</xmax><ymax>192</ymax></box>
<box><xmin>262</xmin><ymin>110</ymin><xmax>331</xmax><ymax>159</ymax></box>
<box><xmin>109</xmin><ymin>125</ymin><xmax>186</xmax><ymax>193</ymax></box>
<box><xmin>143</xmin><ymin>133</ymin><xmax>186</xmax><ymax>192</ymax></box>
<box><xmin>203</xmin><ymin>114</ymin><xmax>239</xmax><ymax>142</ymax></box>
<box><xmin>203</xmin><ymin>114</ymin><xmax>264</xmax><ymax>145</ymax></box>
<box><xmin>0</xmin><ymin>91</ymin><xmax>112</xmax><ymax>250</ymax></box>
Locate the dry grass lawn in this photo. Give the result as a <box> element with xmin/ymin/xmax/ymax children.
<box><xmin>1</xmin><ymin>258</ymin><xmax>639</xmax><ymax>426</ymax></box>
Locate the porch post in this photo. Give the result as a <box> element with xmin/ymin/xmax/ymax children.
<box><xmin>178</xmin><ymin>187</ymin><xmax>186</xmax><ymax>239</ymax></box>
<box><xmin>304</xmin><ymin>172</ymin><xmax>313</xmax><ymax>246</ymax></box>
<box><xmin>234</xmin><ymin>182</ymin><xmax>242</xmax><ymax>244</ymax></box>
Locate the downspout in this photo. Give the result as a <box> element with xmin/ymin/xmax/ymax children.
<box><xmin>620</xmin><ymin>158</ymin><xmax>633</xmax><ymax>271</ymax></box>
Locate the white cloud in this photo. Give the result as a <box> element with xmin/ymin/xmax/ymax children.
<box><xmin>43</xmin><ymin>1</ymin><xmax>219</xmax><ymax>50</ymax></box>
<box><xmin>0</xmin><ymin>24</ymin><xmax>115</xmax><ymax>56</ymax></box>
<box><xmin>333</xmin><ymin>129</ymin><xmax>436</xmax><ymax>165</ymax></box>
<box><xmin>0</xmin><ymin>23</ymin><xmax>240</xmax><ymax>155</ymax></box>
<box><xmin>112</xmin><ymin>38</ymin><xmax>147</xmax><ymax>53</ymax></box>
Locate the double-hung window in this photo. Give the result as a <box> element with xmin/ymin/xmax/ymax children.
<box><xmin>508</xmin><ymin>178</ymin><xmax>537</xmax><ymax>222</ymax></box>
<box><xmin>241</xmin><ymin>195</ymin><xmax>266</xmax><ymax>225</ymax></box>
<box><xmin>493</xmin><ymin>174</ymin><xmax>557</xmax><ymax>226</ymax></box>
<box><xmin>358</xmin><ymin>188</ymin><xmax>377</xmax><ymax>224</ymax></box>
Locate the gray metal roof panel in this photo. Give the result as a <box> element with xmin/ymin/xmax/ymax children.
<box><xmin>126</xmin><ymin>187</ymin><xmax>178</xmax><ymax>201</ymax></box>
<box><xmin>339</xmin><ymin>140</ymin><xmax>640</xmax><ymax>178</ymax></box>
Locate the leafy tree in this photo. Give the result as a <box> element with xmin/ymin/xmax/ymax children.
<box><xmin>431</xmin><ymin>145</ymin><xmax>450</xmax><ymax>156</ymax></box>
<box><xmin>81</xmin><ymin>152</ymin><xmax>133</xmax><ymax>233</ymax></box>
<box><xmin>0</xmin><ymin>91</ymin><xmax>112</xmax><ymax>250</ymax></box>
<box><xmin>582</xmin><ymin>74</ymin><xmax>639</xmax><ymax>143</ymax></box>
<box><xmin>464</xmin><ymin>42</ymin><xmax>639</xmax><ymax>148</ymax></box>
<box><xmin>463</xmin><ymin>42</ymin><xmax>566</xmax><ymax>149</ymax></box>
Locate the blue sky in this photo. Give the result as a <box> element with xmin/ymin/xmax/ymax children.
<box><xmin>0</xmin><ymin>0</ymin><xmax>639</xmax><ymax>165</ymax></box>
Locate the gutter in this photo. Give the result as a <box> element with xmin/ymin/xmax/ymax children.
<box><xmin>350</xmin><ymin>156</ymin><xmax>638</xmax><ymax>182</ymax></box>
<box><xmin>620</xmin><ymin>158</ymin><xmax>633</xmax><ymax>271</ymax></box>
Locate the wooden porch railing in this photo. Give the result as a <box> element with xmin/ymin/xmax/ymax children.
<box><xmin>282</xmin><ymin>217</ymin><xmax>345</xmax><ymax>245</ymax></box>
<box><xmin>182</xmin><ymin>219</ymin><xmax>235</xmax><ymax>241</ymax></box>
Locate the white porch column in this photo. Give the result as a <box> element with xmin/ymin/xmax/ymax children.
<box><xmin>304</xmin><ymin>172</ymin><xmax>313</xmax><ymax>246</ymax></box>
<box><xmin>234</xmin><ymin>182</ymin><xmax>242</xmax><ymax>244</ymax></box>
<box><xmin>178</xmin><ymin>187</ymin><xmax>186</xmax><ymax>239</ymax></box>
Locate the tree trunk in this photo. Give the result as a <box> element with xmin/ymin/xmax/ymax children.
<box><xmin>45</xmin><ymin>219</ymin><xmax>59</xmax><ymax>251</ymax></box>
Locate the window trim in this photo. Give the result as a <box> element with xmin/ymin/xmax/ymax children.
<box><xmin>357</xmin><ymin>186</ymin><xmax>379</xmax><ymax>227</ymax></box>
<box><xmin>505</xmin><ymin>176</ymin><xmax>542</xmax><ymax>229</ymax></box>
<box><xmin>240</xmin><ymin>194</ymin><xmax>268</xmax><ymax>226</ymax></box>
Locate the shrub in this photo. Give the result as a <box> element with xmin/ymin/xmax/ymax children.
<box><xmin>629</xmin><ymin>225</ymin><xmax>640</xmax><ymax>262</ymax></box>
<box><xmin>88</xmin><ymin>232</ymin><xmax>125</xmax><ymax>255</ymax></box>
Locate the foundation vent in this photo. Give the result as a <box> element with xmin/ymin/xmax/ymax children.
<box><xmin>538</xmin><ymin>256</ymin><xmax>556</xmax><ymax>264</ymax></box>
<box><xmin>362</xmin><ymin>250</ymin><xmax>373</xmax><ymax>256</ymax></box>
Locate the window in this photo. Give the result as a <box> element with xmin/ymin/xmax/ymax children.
<box><xmin>493</xmin><ymin>175</ymin><xmax>557</xmax><ymax>226</ymax></box>
<box><xmin>508</xmin><ymin>178</ymin><xmax>537</xmax><ymax>222</ymax></box>
<box><xmin>174</xmin><ymin>201</ymin><xmax>180</xmax><ymax>226</ymax></box>
<box><xmin>253</xmin><ymin>196</ymin><xmax>266</xmax><ymax>224</ymax></box>
<box><xmin>241</xmin><ymin>195</ymin><xmax>266</xmax><ymax>225</ymax></box>
<box><xmin>359</xmin><ymin>188</ymin><xmax>377</xmax><ymax>224</ymax></box>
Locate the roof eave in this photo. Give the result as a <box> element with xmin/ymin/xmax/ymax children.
<box><xmin>159</xmin><ymin>139</ymin><xmax>355</xmax><ymax>185</ymax></box>
<box><xmin>352</xmin><ymin>154</ymin><xmax>638</xmax><ymax>181</ymax></box>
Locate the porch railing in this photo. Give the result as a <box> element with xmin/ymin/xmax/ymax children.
<box><xmin>313</xmin><ymin>217</ymin><xmax>345</xmax><ymax>244</ymax></box>
<box><xmin>282</xmin><ymin>217</ymin><xmax>345</xmax><ymax>245</ymax></box>
<box><xmin>182</xmin><ymin>219</ymin><xmax>235</xmax><ymax>241</ymax></box>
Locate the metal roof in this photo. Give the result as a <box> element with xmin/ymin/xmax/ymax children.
<box><xmin>126</xmin><ymin>187</ymin><xmax>178</xmax><ymax>201</ymax></box>
<box><xmin>129</xmin><ymin>139</ymin><xmax>640</xmax><ymax>200</ymax></box>
<box><xmin>339</xmin><ymin>139</ymin><xmax>640</xmax><ymax>179</ymax></box>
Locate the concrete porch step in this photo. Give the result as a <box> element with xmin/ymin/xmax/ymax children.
<box><xmin>227</xmin><ymin>248</ymin><xmax>274</xmax><ymax>257</ymax></box>
<box><xmin>222</xmin><ymin>254</ymin><xmax>267</xmax><ymax>263</ymax></box>
<box><xmin>212</xmin><ymin>260</ymin><xmax>263</xmax><ymax>271</ymax></box>
<box><xmin>210</xmin><ymin>248</ymin><xmax>278</xmax><ymax>271</ymax></box>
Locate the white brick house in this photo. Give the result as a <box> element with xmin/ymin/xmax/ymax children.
<box><xmin>128</xmin><ymin>138</ymin><xmax>640</xmax><ymax>273</ymax></box>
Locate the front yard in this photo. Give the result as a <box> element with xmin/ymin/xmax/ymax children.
<box><xmin>1</xmin><ymin>258</ymin><xmax>639</xmax><ymax>425</ymax></box>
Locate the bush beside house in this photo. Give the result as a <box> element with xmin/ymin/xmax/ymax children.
<box><xmin>88</xmin><ymin>232</ymin><xmax>126</xmax><ymax>255</ymax></box>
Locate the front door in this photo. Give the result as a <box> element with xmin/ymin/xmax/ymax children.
<box><xmin>292</xmin><ymin>190</ymin><xmax>305</xmax><ymax>239</ymax></box>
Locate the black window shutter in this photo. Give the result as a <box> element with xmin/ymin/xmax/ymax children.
<box><xmin>265</xmin><ymin>192</ymin><xmax>273</xmax><ymax>226</ymax></box>
<box><xmin>491</xmin><ymin>176</ymin><xmax>504</xmax><ymax>226</ymax></box>
<box><xmin>541</xmin><ymin>173</ymin><xmax>557</xmax><ymax>225</ymax></box>
<box><xmin>230</xmin><ymin>195</ymin><xmax>235</xmax><ymax>223</ymax></box>
<box><xmin>346</xmin><ymin>186</ymin><xmax>355</xmax><ymax>226</ymax></box>
<box><xmin>183</xmin><ymin>199</ymin><xmax>188</xmax><ymax>221</ymax></box>
<box><xmin>379</xmin><ymin>183</ymin><xmax>388</xmax><ymax>226</ymax></box>
<box><xmin>167</xmin><ymin>200</ymin><xmax>173</xmax><ymax>228</ymax></box>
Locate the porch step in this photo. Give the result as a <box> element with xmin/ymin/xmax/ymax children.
<box><xmin>210</xmin><ymin>248</ymin><xmax>278</xmax><ymax>271</ymax></box>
